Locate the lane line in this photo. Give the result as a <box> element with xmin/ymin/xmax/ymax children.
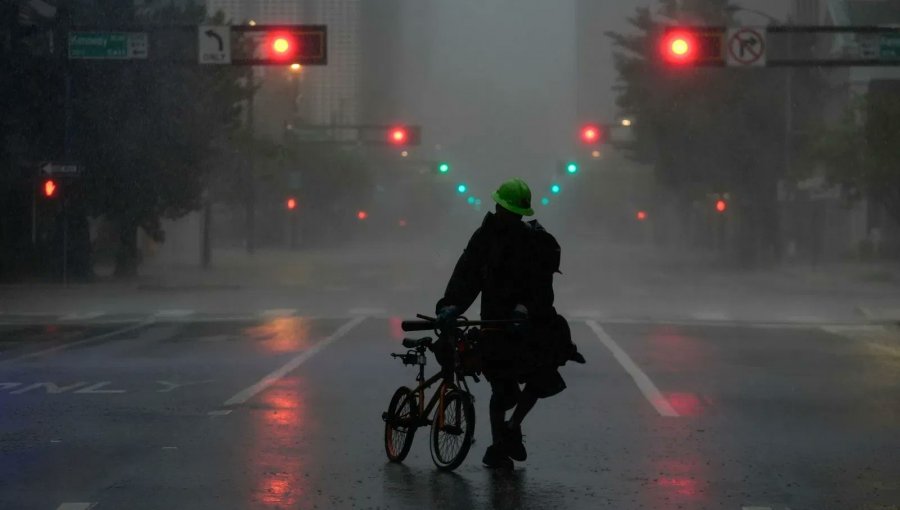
<box><xmin>1</xmin><ymin>320</ymin><xmax>154</xmax><ymax>363</ymax></box>
<box><xmin>57</xmin><ymin>504</ymin><xmax>96</xmax><ymax>510</ymax></box>
<box><xmin>155</xmin><ymin>309</ymin><xmax>195</xmax><ymax>319</ymax></box>
<box><xmin>349</xmin><ymin>307</ymin><xmax>386</xmax><ymax>316</ymax></box>
<box><xmin>208</xmin><ymin>410</ymin><xmax>232</xmax><ymax>417</ymax></box>
<box><xmin>692</xmin><ymin>311</ymin><xmax>730</xmax><ymax>322</ymax></box>
<box><xmin>586</xmin><ymin>320</ymin><xmax>679</xmax><ymax>417</ymax></box>
<box><xmin>221</xmin><ymin>316</ymin><xmax>366</xmax><ymax>407</ymax></box>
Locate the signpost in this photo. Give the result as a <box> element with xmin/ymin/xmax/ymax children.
<box><xmin>68</xmin><ymin>32</ymin><xmax>148</xmax><ymax>59</ymax></box>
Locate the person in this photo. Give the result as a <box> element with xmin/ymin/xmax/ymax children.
<box><xmin>435</xmin><ymin>178</ymin><xmax>584</xmax><ymax>470</ymax></box>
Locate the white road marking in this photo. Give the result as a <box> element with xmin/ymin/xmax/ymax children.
<box><xmin>261</xmin><ymin>308</ymin><xmax>298</xmax><ymax>318</ymax></box>
<box><xmin>155</xmin><ymin>309</ymin><xmax>195</xmax><ymax>319</ymax></box>
<box><xmin>323</xmin><ymin>285</ymin><xmax>350</xmax><ymax>292</ymax></box>
<box><xmin>692</xmin><ymin>311</ymin><xmax>730</xmax><ymax>322</ymax></box>
<box><xmin>57</xmin><ymin>504</ymin><xmax>96</xmax><ymax>510</ymax></box>
<box><xmin>2</xmin><ymin>320</ymin><xmax>153</xmax><ymax>363</ymax></box>
<box><xmin>50</xmin><ymin>439</ymin><xmax>62</xmax><ymax>443</ymax></box>
<box><xmin>0</xmin><ymin>383</ymin><xmax>21</xmax><ymax>391</ymax></box>
<box><xmin>11</xmin><ymin>382</ymin><xmax>87</xmax><ymax>394</ymax></box>
<box><xmin>162</xmin><ymin>446</ymin><xmax>178</xmax><ymax>450</ymax></box>
<box><xmin>784</xmin><ymin>315</ymin><xmax>826</xmax><ymax>323</ymax></box>
<box><xmin>156</xmin><ymin>380</ymin><xmax>213</xmax><ymax>393</ymax></box>
<box><xmin>349</xmin><ymin>307</ymin><xmax>386</xmax><ymax>316</ymax></box>
<box><xmin>208</xmin><ymin>410</ymin><xmax>232</xmax><ymax>417</ymax></box>
<box><xmin>586</xmin><ymin>320</ymin><xmax>679</xmax><ymax>417</ymax></box>
<box><xmin>60</xmin><ymin>312</ymin><xmax>105</xmax><ymax>321</ymax></box>
<box><xmin>222</xmin><ymin>316</ymin><xmax>366</xmax><ymax>407</ymax></box>
<box><xmin>822</xmin><ymin>325</ymin><xmax>887</xmax><ymax>336</ymax></box>
<box><xmin>74</xmin><ymin>381</ymin><xmax>126</xmax><ymax>394</ymax></box>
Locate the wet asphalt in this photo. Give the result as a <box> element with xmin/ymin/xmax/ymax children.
<box><xmin>0</xmin><ymin>313</ymin><xmax>898</xmax><ymax>510</ymax></box>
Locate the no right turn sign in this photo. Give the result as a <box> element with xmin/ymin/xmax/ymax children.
<box><xmin>725</xmin><ymin>27</ymin><xmax>767</xmax><ymax>67</ymax></box>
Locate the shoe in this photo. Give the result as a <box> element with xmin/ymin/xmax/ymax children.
<box><xmin>503</xmin><ymin>421</ymin><xmax>527</xmax><ymax>461</ymax></box>
<box><xmin>482</xmin><ymin>445</ymin><xmax>513</xmax><ymax>469</ymax></box>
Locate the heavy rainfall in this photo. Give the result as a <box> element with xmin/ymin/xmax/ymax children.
<box><xmin>1</xmin><ymin>0</ymin><xmax>899</xmax><ymax>509</ymax></box>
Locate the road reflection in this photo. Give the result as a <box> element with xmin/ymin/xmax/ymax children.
<box><xmin>250</xmin><ymin>376</ymin><xmax>309</xmax><ymax>507</ymax></box>
<box><xmin>246</xmin><ymin>317</ymin><xmax>313</xmax><ymax>353</ymax></box>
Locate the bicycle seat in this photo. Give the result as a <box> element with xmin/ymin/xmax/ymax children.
<box><xmin>402</xmin><ymin>337</ymin><xmax>432</xmax><ymax>349</ymax></box>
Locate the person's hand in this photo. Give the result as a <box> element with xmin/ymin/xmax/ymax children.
<box><xmin>436</xmin><ymin>305</ymin><xmax>459</xmax><ymax>330</ymax></box>
<box><xmin>510</xmin><ymin>304</ymin><xmax>529</xmax><ymax>335</ymax></box>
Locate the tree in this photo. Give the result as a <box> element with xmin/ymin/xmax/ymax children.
<box><xmin>812</xmin><ymin>82</ymin><xmax>900</xmax><ymax>227</ymax></box>
<box><xmin>606</xmin><ymin>0</ymin><xmax>788</xmax><ymax>266</ymax></box>
<box><xmin>69</xmin><ymin>1</ymin><xmax>247</xmax><ymax>276</ymax></box>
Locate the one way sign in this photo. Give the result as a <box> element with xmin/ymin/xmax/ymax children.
<box><xmin>199</xmin><ymin>25</ymin><xmax>230</xmax><ymax>64</ymax></box>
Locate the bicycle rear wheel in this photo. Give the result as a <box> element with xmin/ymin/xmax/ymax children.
<box><xmin>429</xmin><ymin>390</ymin><xmax>475</xmax><ymax>471</ymax></box>
<box><xmin>384</xmin><ymin>386</ymin><xmax>418</xmax><ymax>462</ymax></box>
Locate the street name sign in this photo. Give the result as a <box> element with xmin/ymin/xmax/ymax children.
<box><xmin>68</xmin><ymin>31</ymin><xmax>148</xmax><ymax>59</ymax></box>
<box><xmin>881</xmin><ymin>33</ymin><xmax>900</xmax><ymax>60</ymax></box>
<box><xmin>198</xmin><ymin>25</ymin><xmax>231</xmax><ymax>64</ymax></box>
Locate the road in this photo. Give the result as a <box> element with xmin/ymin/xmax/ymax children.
<box><xmin>1</xmin><ymin>242</ymin><xmax>899</xmax><ymax>509</ymax></box>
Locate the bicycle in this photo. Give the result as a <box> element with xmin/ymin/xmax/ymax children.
<box><xmin>382</xmin><ymin>313</ymin><xmax>519</xmax><ymax>471</ymax></box>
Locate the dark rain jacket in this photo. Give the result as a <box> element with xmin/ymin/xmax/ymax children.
<box><xmin>436</xmin><ymin>212</ymin><xmax>560</xmax><ymax>322</ymax></box>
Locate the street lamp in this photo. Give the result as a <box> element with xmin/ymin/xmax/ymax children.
<box><xmin>290</xmin><ymin>63</ymin><xmax>302</xmax><ymax>73</ymax></box>
<box><xmin>621</xmin><ymin>118</ymin><xmax>632</xmax><ymax>127</ymax></box>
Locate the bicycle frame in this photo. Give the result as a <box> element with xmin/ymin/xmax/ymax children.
<box><xmin>407</xmin><ymin>334</ymin><xmax>473</xmax><ymax>429</ymax></box>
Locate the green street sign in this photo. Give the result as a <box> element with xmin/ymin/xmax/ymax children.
<box><xmin>68</xmin><ymin>32</ymin><xmax>148</xmax><ymax>60</ymax></box>
<box><xmin>881</xmin><ymin>34</ymin><xmax>900</xmax><ymax>60</ymax></box>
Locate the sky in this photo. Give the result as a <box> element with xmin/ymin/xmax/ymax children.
<box><xmin>402</xmin><ymin>0</ymin><xmax>791</xmax><ymax>195</ymax></box>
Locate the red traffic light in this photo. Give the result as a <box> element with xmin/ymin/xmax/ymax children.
<box><xmin>715</xmin><ymin>199</ymin><xmax>727</xmax><ymax>213</ymax></box>
<box><xmin>662</xmin><ymin>31</ymin><xmax>697</xmax><ymax>65</ymax></box>
<box><xmin>43</xmin><ymin>179</ymin><xmax>57</xmax><ymax>198</ymax></box>
<box><xmin>265</xmin><ymin>32</ymin><xmax>298</xmax><ymax>62</ymax></box>
<box><xmin>357</xmin><ymin>210</ymin><xmax>368</xmax><ymax>220</ymax></box>
<box><xmin>580</xmin><ymin>124</ymin><xmax>602</xmax><ymax>144</ymax></box>
<box><xmin>286</xmin><ymin>197</ymin><xmax>297</xmax><ymax>210</ymax></box>
<box><xmin>636</xmin><ymin>210</ymin><xmax>647</xmax><ymax>221</ymax></box>
<box><xmin>388</xmin><ymin>127</ymin><xmax>408</xmax><ymax>145</ymax></box>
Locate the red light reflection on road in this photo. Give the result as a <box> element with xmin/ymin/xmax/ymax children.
<box><xmin>652</xmin><ymin>458</ymin><xmax>707</xmax><ymax>501</ymax></box>
<box><xmin>389</xmin><ymin>316</ymin><xmax>405</xmax><ymax>340</ymax></box>
<box><xmin>664</xmin><ymin>391</ymin><xmax>704</xmax><ymax>416</ymax></box>
<box><xmin>252</xmin><ymin>377</ymin><xmax>308</xmax><ymax>507</ymax></box>
<box><xmin>246</xmin><ymin>317</ymin><xmax>313</xmax><ymax>353</ymax></box>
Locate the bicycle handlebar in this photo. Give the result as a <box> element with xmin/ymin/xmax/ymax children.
<box><xmin>400</xmin><ymin>317</ymin><xmax>526</xmax><ymax>332</ymax></box>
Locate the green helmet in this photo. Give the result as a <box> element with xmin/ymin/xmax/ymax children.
<box><xmin>491</xmin><ymin>178</ymin><xmax>534</xmax><ymax>216</ymax></box>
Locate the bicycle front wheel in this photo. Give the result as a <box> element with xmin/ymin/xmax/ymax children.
<box><xmin>429</xmin><ymin>390</ymin><xmax>475</xmax><ymax>471</ymax></box>
<box><xmin>384</xmin><ymin>386</ymin><xmax>418</xmax><ymax>462</ymax></box>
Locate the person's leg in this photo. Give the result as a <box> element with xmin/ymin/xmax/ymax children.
<box><xmin>489</xmin><ymin>379</ymin><xmax>519</xmax><ymax>445</ymax></box>
<box><xmin>509</xmin><ymin>386</ymin><xmax>539</xmax><ymax>427</ymax></box>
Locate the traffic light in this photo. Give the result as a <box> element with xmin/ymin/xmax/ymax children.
<box><xmin>660</xmin><ymin>27</ymin><xmax>724</xmax><ymax>66</ymax></box>
<box><xmin>264</xmin><ymin>31</ymin><xmax>299</xmax><ymax>63</ymax></box>
<box><xmin>357</xmin><ymin>210</ymin><xmax>368</xmax><ymax>220</ymax></box>
<box><xmin>43</xmin><ymin>178</ymin><xmax>58</xmax><ymax>198</ymax></box>
<box><xmin>580</xmin><ymin>124</ymin><xmax>603</xmax><ymax>144</ymax></box>
<box><xmin>286</xmin><ymin>197</ymin><xmax>297</xmax><ymax>210</ymax></box>
<box><xmin>467</xmin><ymin>196</ymin><xmax>476</xmax><ymax>205</ymax></box>
<box><xmin>389</xmin><ymin>126</ymin><xmax>408</xmax><ymax>145</ymax></box>
<box><xmin>438</xmin><ymin>162</ymin><xmax>450</xmax><ymax>174</ymax></box>
<box><xmin>566</xmin><ymin>162</ymin><xmax>579</xmax><ymax>175</ymax></box>
<box><xmin>636</xmin><ymin>210</ymin><xmax>648</xmax><ymax>221</ymax></box>
<box><xmin>229</xmin><ymin>25</ymin><xmax>328</xmax><ymax>66</ymax></box>
<box><xmin>541</xmin><ymin>197</ymin><xmax>550</xmax><ymax>206</ymax></box>
<box><xmin>550</xmin><ymin>184</ymin><xmax>561</xmax><ymax>194</ymax></box>
<box><xmin>715</xmin><ymin>199</ymin><xmax>727</xmax><ymax>213</ymax></box>
<box><xmin>456</xmin><ymin>183</ymin><xmax>467</xmax><ymax>194</ymax></box>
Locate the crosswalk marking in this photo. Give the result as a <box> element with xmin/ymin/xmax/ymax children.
<box><xmin>155</xmin><ymin>310</ymin><xmax>195</xmax><ymax>319</ymax></box>
<box><xmin>57</xmin><ymin>503</ymin><xmax>96</xmax><ymax>510</ymax></box>
<box><xmin>692</xmin><ymin>311</ymin><xmax>730</xmax><ymax>321</ymax></box>
<box><xmin>260</xmin><ymin>308</ymin><xmax>297</xmax><ymax>318</ymax></box>
<box><xmin>61</xmin><ymin>312</ymin><xmax>105</xmax><ymax>321</ymax></box>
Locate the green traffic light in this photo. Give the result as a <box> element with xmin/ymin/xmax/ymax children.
<box><xmin>457</xmin><ymin>183</ymin><xmax>467</xmax><ymax>194</ymax></box>
<box><xmin>566</xmin><ymin>162</ymin><xmax>579</xmax><ymax>174</ymax></box>
<box><xmin>467</xmin><ymin>196</ymin><xmax>475</xmax><ymax>204</ymax></box>
<box><xmin>438</xmin><ymin>162</ymin><xmax>450</xmax><ymax>173</ymax></box>
<box><xmin>541</xmin><ymin>197</ymin><xmax>550</xmax><ymax>206</ymax></box>
<box><xmin>550</xmin><ymin>184</ymin><xmax>561</xmax><ymax>194</ymax></box>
